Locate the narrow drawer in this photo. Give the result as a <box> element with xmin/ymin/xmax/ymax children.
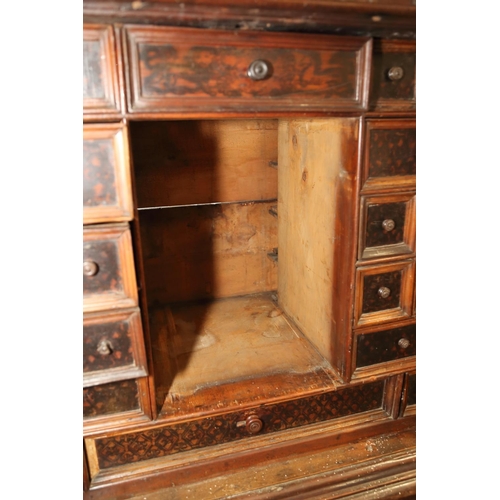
<box><xmin>124</xmin><ymin>26</ymin><xmax>371</xmax><ymax>113</ymax></box>
<box><xmin>356</xmin><ymin>323</ymin><xmax>416</xmax><ymax>369</ymax></box>
<box><xmin>83</xmin><ymin>223</ymin><xmax>138</xmax><ymax>313</ymax></box>
<box><xmin>362</xmin><ymin>119</ymin><xmax>416</xmax><ymax>191</ymax></box>
<box><xmin>83</xmin><ymin>123</ymin><xmax>133</xmax><ymax>225</ymax></box>
<box><xmin>86</xmin><ymin>380</ymin><xmax>384</xmax><ymax>471</ymax></box>
<box><xmin>83</xmin><ymin>308</ymin><xmax>147</xmax><ymax>388</ymax></box>
<box><xmin>358</xmin><ymin>192</ymin><xmax>416</xmax><ymax>261</ymax></box>
<box><xmin>370</xmin><ymin>40</ymin><xmax>416</xmax><ymax>111</ymax></box>
<box><xmin>354</xmin><ymin>260</ymin><xmax>414</xmax><ymax>328</ymax></box>
<box><xmin>83</xmin><ymin>24</ymin><xmax>121</xmax><ymax>117</ymax></box>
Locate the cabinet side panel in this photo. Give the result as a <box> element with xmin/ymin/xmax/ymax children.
<box><xmin>278</xmin><ymin>118</ymin><xmax>358</xmax><ymax>365</ymax></box>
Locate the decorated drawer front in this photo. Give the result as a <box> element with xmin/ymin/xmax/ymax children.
<box><xmin>86</xmin><ymin>380</ymin><xmax>384</xmax><ymax>472</ymax></box>
<box><xmin>83</xmin><ymin>379</ymin><xmax>142</xmax><ymax>420</ymax></box>
<box><xmin>359</xmin><ymin>192</ymin><xmax>416</xmax><ymax>261</ymax></box>
<box><xmin>363</xmin><ymin>119</ymin><xmax>416</xmax><ymax>190</ymax></box>
<box><xmin>83</xmin><ymin>308</ymin><xmax>147</xmax><ymax>388</ymax></box>
<box><xmin>356</xmin><ymin>323</ymin><xmax>415</xmax><ymax>369</ymax></box>
<box><xmin>354</xmin><ymin>260</ymin><xmax>414</xmax><ymax>328</ymax></box>
<box><xmin>83</xmin><ymin>223</ymin><xmax>138</xmax><ymax>313</ymax></box>
<box><xmin>124</xmin><ymin>26</ymin><xmax>371</xmax><ymax>113</ymax></box>
<box><xmin>83</xmin><ymin>24</ymin><xmax>121</xmax><ymax>117</ymax></box>
<box><xmin>83</xmin><ymin>123</ymin><xmax>133</xmax><ymax>225</ymax></box>
<box><xmin>370</xmin><ymin>40</ymin><xmax>415</xmax><ymax>111</ymax></box>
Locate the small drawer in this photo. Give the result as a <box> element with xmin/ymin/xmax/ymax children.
<box><xmin>355</xmin><ymin>323</ymin><xmax>416</xmax><ymax>369</ymax></box>
<box><xmin>124</xmin><ymin>26</ymin><xmax>371</xmax><ymax>113</ymax></box>
<box><xmin>83</xmin><ymin>223</ymin><xmax>138</xmax><ymax>313</ymax></box>
<box><xmin>83</xmin><ymin>123</ymin><xmax>133</xmax><ymax>225</ymax></box>
<box><xmin>83</xmin><ymin>308</ymin><xmax>147</xmax><ymax>388</ymax></box>
<box><xmin>370</xmin><ymin>40</ymin><xmax>415</xmax><ymax>111</ymax></box>
<box><xmin>83</xmin><ymin>24</ymin><xmax>121</xmax><ymax>117</ymax></box>
<box><xmin>354</xmin><ymin>260</ymin><xmax>414</xmax><ymax>328</ymax></box>
<box><xmin>358</xmin><ymin>192</ymin><xmax>416</xmax><ymax>261</ymax></box>
<box><xmin>362</xmin><ymin>119</ymin><xmax>416</xmax><ymax>191</ymax></box>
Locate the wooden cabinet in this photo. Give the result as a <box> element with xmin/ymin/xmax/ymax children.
<box><xmin>83</xmin><ymin>3</ymin><xmax>416</xmax><ymax>498</ymax></box>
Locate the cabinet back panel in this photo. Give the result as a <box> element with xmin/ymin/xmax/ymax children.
<box><xmin>139</xmin><ymin>202</ymin><xmax>278</xmax><ymax>304</ymax></box>
<box><xmin>131</xmin><ymin>120</ymin><xmax>278</xmax><ymax>208</ymax></box>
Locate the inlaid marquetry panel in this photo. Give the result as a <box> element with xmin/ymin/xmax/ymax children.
<box><xmin>83</xmin><ymin>223</ymin><xmax>138</xmax><ymax>313</ymax></box>
<box><xmin>91</xmin><ymin>381</ymin><xmax>384</xmax><ymax>470</ymax></box>
<box><xmin>83</xmin><ymin>123</ymin><xmax>133</xmax><ymax>224</ymax></box>
<box><xmin>354</xmin><ymin>260</ymin><xmax>414</xmax><ymax>328</ymax></box>
<box><xmin>83</xmin><ymin>379</ymin><xmax>140</xmax><ymax>419</ymax></box>
<box><xmin>83</xmin><ymin>308</ymin><xmax>147</xmax><ymax>387</ymax></box>
<box><xmin>124</xmin><ymin>26</ymin><xmax>372</xmax><ymax>113</ymax></box>
<box><xmin>83</xmin><ymin>24</ymin><xmax>121</xmax><ymax>117</ymax></box>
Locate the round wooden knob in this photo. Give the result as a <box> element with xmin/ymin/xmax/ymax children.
<box><xmin>83</xmin><ymin>260</ymin><xmax>99</xmax><ymax>277</ymax></box>
<box><xmin>248</xmin><ymin>60</ymin><xmax>270</xmax><ymax>80</ymax></box>
<box><xmin>378</xmin><ymin>286</ymin><xmax>391</xmax><ymax>299</ymax></box>
<box><xmin>388</xmin><ymin>66</ymin><xmax>404</xmax><ymax>81</ymax></box>
<box><xmin>398</xmin><ymin>338</ymin><xmax>410</xmax><ymax>349</ymax></box>
<box><xmin>245</xmin><ymin>415</ymin><xmax>263</xmax><ymax>434</ymax></box>
<box><xmin>382</xmin><ymin>219</ymin><xmax>395</xmax><ymax>231</ymax></box>
<box><xmin>97</xmin><ymin>340</ymin><xmax>112</xmax><ymax>356</ymax></box>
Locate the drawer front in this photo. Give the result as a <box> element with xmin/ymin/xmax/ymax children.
<box><xmin>356</xmin><ymin>323</ymin><xmax>416</xmax><ymax>368</ymax></box>
<box><xmin>83</xmin><ymin>24</ymin><xmax>121</xmax><ymax>117</ymax></box>
<box><xmin>83</xmin><ymin>223</ymin><xmax>138</xmax><ymax>313</ymax></box>
<box><xmin>89</xmin><ymin>380</ymin><xmax>384</xmax><ymax>470</ymax></box>
<box><xmin>83</xmin><ymin>308</ymin><xmax>147</xmax><ymax>387</ymax></box>
<box><xmin>83</xmin><ymin>379</ymin><xmax>141</xmax><ymax>419</ymax></box>
<box><xmin>359</xmin><ymin>192</ymin><xmax>416</xmax><ymax>261</ymax></box>
<box><xmin>354</xmin><ymin>260</ymin><xmax>414</xmax><ymax>328</ymax></box>
<box><xmin>362</xmin><ymin>120</ymin><xmax>416</xmax><ymax>190</ymax></box>
<box><xmin>83</xmin><ymin>123</ymin><xmax>133</xmax><ymax>224</ymax></box>
<box><xmin>124</xmin><ymin>26</ymin><xmax>371</xmax><ymax>113</ymax></box>
<box><xmin>370</xmin><ymin>40</ymin><xmax>415</xmax><ymax>111</ymax></box>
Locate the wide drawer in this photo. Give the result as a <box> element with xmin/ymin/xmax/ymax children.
<box><xmin>83</xmin><ymin>223</ymin><xmax>138</xmax><ymax>313</ymax></box>
<box><xmin>83</xmin><ymin>123</ymin><xmax>133</xmax><ymax>225</ymax></box>
<box><xmin>123</xmin><ymin>26</ymin><xmax>371</xmax><ymax>113</ymax></box>
<box><xmin>355</xmin><ymin>323</ymin><xmax>416</xmax><ymax>369</ymax></box>
<box><xmin>83</xmin><ymin>308</ymin><xmax>147</xmax><ymax>388</ymax></box>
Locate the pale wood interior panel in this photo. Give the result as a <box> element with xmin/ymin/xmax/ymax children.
<box><xmin>139</xmin><ymin>201</ymin><xmax>278</xmax><ymax>304</ymax></box>
<box><xmin>278</xmin><ymin>118</ymin><xmax>356</xmax><ymax>362</ymax></box>
<box><xmin>131</xmin><ymin>119</ymin><xmax>278</xmax><ymax>208</ymax></box>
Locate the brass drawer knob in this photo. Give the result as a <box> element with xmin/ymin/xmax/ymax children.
<box><xmin>83</xmin><ymin>260</ymin><xmax>99</xmax><ymax>277</ymax></box>
<box><xmin>248</xmin><ymin>60</ymin><xmax>270</xmax><ymax>81</ymax></box>
<box><xmin>378</xmin><ymin>286</ymin><xmax>391</xmax><ymax>299</ymax></box>
<box><xmin>398</xmin><ymin>338</ymin><xmax>410</xmax><ymax>349</ymax></box>
<box><xmin>245</xmin><ymin>415</ymin><xmax>263</xmax><ymax>434</ymax></box>
<box><xmin>388</xmin><ymin>66</ymin><xmax>404</xmax><ymax>81</ymax></box>
<box><xmin>97</xmin><ymin>339</ymin><xmax>112</xmax><ymax>356</ymax></box>
<box><xmin>382</xmin><ymin>219</ymin><xmax>395</xmax><ymax>231</ymax></box>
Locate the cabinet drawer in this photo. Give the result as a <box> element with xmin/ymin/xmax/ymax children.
<box><xmin>83</xmin><ymin>223</ymin><xmax>138</xmax><ymax>313</ymax></box>
<box><xmin>83</xmin><ymin>123</ymin><xmax>133</xmax><ymax>224</ymax></box>
<box><xmin>370</xmin><ymin>40</ymin><xmax>416</xmax><ymax>111</ymax></box>
<box><xmin>83</xmin><ymin>308</ymin><xmax>147</xmax><ymax>388</ymax></box>
<box><xmin>354</xmin><ymin>260</ymin><xmax>414</xmax><ymax>328</ymax></box>
<box><xmin>124</xmin><ymin>26</ymin><xmax>371</xmax><ymax>113</ymax></box>
<box><xmin>83</xmin><ymin>24</ymin><xmax>121</xmax><ymax>117</ymax></box>
<box><xmin>355</xmin><ymin>323</ymin><xmax>415</xmax><ymax>369</ymax></box>
<box><xmin>362</xmin><ymin>119</ymin><xmax>416</xmax><ymax>191</ymax></box>
<box><xmin>358</xmin><ymin>192</ymin><xmax>415</xmax><ymax>261</ymax></box>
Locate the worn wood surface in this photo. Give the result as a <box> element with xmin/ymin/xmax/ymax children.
<box><xmin>131</xmin><ymin>120</ymin><xmax>278</xmax><ymax>208</ymax></box>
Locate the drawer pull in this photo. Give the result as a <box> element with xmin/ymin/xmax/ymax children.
<box><xmin>387</xmin><ymin>66</ymin><xmax>404</xmax><ymax>81</ymax></box>
<box><xmin>247</xmin><ymin>60</ymin><xmax>270</xmax><ymax>81</ymax></box>
<box><xmin>377</xmin><ymin>286</ymin><xmax>391</xmax><ymax>299</ymax></box>
<box><xmin>245</xmin><ymin>415</ymin><xmax>263</xmax><ymax>434</ymax></box>
<box><xmin>97</xmin><ymin>340</ymin><xmax>113</xmax><ymax>356</ymax></box>
<box><xmin>83</xmin><ymin>260</ymin><xmax>99</xmax><ymax>277</ymax></box>
<box><xmin>381</xmin><ymin>219</ymin><xmax>396</xmax><ymax>231</ymax></box>
<box><xmin>398</xmin><ymin>338</ymin><xmax>410</xmax><ymax>349</ymax></box>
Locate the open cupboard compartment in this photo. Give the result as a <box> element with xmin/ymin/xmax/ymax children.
<box><xmin>130</xmin><ymin>117</ymin><xmax>360</xmax><ymax>419</ymax></box>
